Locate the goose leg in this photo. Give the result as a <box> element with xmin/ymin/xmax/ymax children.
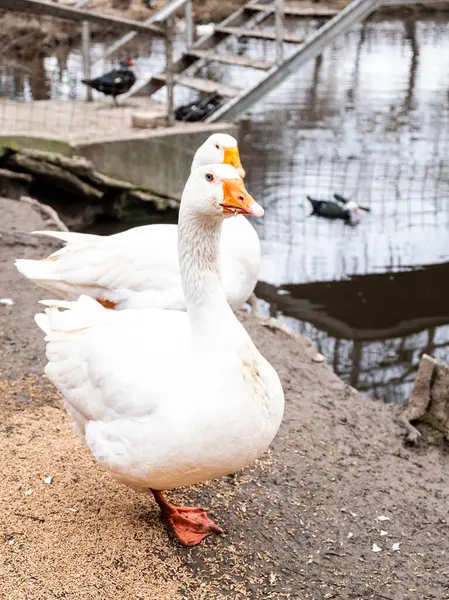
<box><xmin>150</xmin><ymin>489</ymin><xmax>223</xmax><ymax>546</ymax></box>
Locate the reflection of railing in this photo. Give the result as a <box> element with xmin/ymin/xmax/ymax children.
<box><xmin>278</xmin><ymin>313</ymin><xmax>449</xmax><ymax>403</ymax></box>
<box><xmin>256</xmin><ymin>262</ymin><xmax>449</xmax><ymax>402</ymax></box>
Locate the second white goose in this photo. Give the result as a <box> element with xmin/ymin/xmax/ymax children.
<box><xmin>15</xmin><ymin>134</ymin><xmax>260</xmax><ymax>311</ymax></box>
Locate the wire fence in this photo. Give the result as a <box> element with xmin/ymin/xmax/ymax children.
<box><xmin>2</xmin><ymin>8</ymin><xmax>449</xmax><ymax>403</ymax></box>
<box><xmin>3</xmin><ymin>10</ymin><xmax>449</xmax><ymax>143</ymax></box>
<box><xmin>279</xmin><ymin>315</ymin><xmax>449</xmax><ymax>403</ymax></box>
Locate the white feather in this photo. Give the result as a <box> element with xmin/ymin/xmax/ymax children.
<box><xmin>32</xmin><ymin>230</ymin><xmax>99</xmax><ymax>243</ymax></box>
<box><xmin>35</xmin><ymin>165</ymin><xmax>283</xmax><ymax>493</ymax></box>
<box><xmin>16</xmin><ymin>134</ymin><xmax>260</xmax><ymax>310</ymax></box>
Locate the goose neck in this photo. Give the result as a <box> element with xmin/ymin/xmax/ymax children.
<box><xmin>178</xmin><ymin>208</ymin><xmax>235</xmax><ymax>330</ymax></box>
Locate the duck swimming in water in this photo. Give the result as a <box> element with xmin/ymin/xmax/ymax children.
<box><xmin>307</xmin><ymin>194</ymin><xmax>369</xmax><ymax>225</ymax></box>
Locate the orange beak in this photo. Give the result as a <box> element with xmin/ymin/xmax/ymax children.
<box><xmin>221</xmin><ymin>178</ymin><xmax>264</xmax><ymax>217</ymax></box>
<box><xmin>223</xmin><ymin>147</ymin><xmax>246</xmax><ymax>178</ymax></box>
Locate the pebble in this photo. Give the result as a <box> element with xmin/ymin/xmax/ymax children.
<box><xmin>0</xmin><ymin>298</ymin><xmax>14</xmax><ymax>306</ymax></box>
<box><xmin>312</xmin><ymin>352</ymin><xmax>325</xmax><ymax>363</ymax></box>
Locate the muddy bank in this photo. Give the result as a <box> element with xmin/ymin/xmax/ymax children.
<box><xmin>0</xmin><ymin>148</ymin><xmax>178</xmax><ymax>230</ymax></box>
<box><xmin>1</xmin><ymin>196</ymin><xmax>449</xmax><ymax>599</ymax></box>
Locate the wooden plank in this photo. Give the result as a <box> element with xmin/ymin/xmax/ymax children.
<box><xmin>125</xmin><ymin>0</ymin><xmax>270</xmax><ymax>99</ymax></box>
<box><xmin>0</xmin><ymin>0</ymin><xmax>164</xmax><ymax>34</ymax></box>
<box><xmin>151</xmin><ymin>74</ymin><xmax>239</xmax><ymax>97</ymax></box>
<box><xmin>217</xmin><ymin>26</ymin><xmax>304</xmax><ymax>43</ymax></box>
<box><xmin>247</xmin><ymin>3</ymin><xmax>339</xmax><ymax>17</ymax></box>
<box><xmin>209</xmin><ymin>0</ymin><xmax>379</xmax><ymax>122</ymax></box>
<box><xmin>187</xmin><ymin>49</ymin><xmax>272</xmax><ymax>70</ymax></box>
<box><xmin>152</xmin><ymin>0</ymin><xmax>191</xmax><ymax>22</ymax></box>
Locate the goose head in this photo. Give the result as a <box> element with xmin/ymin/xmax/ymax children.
<box><xmin>191</xmin><ymin>134</ymin><xmax>245</xmax><ymax>178</ymax></box>
<box><xmin>183</xmin><ymin>164</ymin><xmax>263</xmax><ymax>219</ymax></box>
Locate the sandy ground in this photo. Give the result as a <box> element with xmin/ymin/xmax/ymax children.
<box><xmin>1</xmin><ymin>196</ymin><xmax>449</xmax><ymax>599</ymax></box>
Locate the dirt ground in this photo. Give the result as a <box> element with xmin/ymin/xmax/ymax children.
<box><xmin>1</xmin><ymin>195</ymin><xmax>449</xmax><ymax>600</ymax></box>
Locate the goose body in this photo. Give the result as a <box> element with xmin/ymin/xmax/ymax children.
<box><xmin>35</xmin><ymin>165</ymin><xmax>284</xmax><ymax>545</ymax></box>
<box><xmin>15</xmin><ymin>134</ymin><xmax>260</xmax><ymax>311</ymax></box>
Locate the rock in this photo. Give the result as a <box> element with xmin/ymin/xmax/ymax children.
<box><xmin>399</xmin><ymin>354</ymin><xmax>449</xmax><ymax>443</ymax></box>
<box><xmin>312</xmin><ymin>352</ymin><xmax>325</xmax><ymax>363</ymax></box>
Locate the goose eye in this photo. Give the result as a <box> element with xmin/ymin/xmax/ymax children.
<box><xmin>215</xmin><ymin>144</ymin><xmax>220</xmax><ymax>149</ymax></box>
<box><xmin>205</xmin><ymin>173</ymin><xmax>215</xmax><ymax>182</ymax></box>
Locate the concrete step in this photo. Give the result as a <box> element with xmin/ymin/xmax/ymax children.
<box><xmin>217</xmin><ymin>25</ymin><xmax>305</xmax><ymax>43</ymax></box>
<box><xmin>246</xmin><ymin>3</ymin><xmax>339</xmax><ymax>17</ymax></box>
<box><xmin>151</xmin><ymin>74</ymin><xmax>240</xmax><ymax>97</ymax></box>
<box><xmin>187</xmin><ymin>49</ymin><xmax>273</xmax><ymax>70</ymax></box>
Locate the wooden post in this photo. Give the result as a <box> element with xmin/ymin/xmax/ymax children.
<box><xmin>165</xmin><ymin>16</ymin><xmax>175</xmax><ymax>126</ymax></box>
<box><xmin>184</xmin><ymin>0</ymin><xmax>193</xmax><ymax>48</ymax></box>
<box><xmin>275</xmin><ymin>0</ymin><xmax>284</xmax><ymax>64</ymax></box>
<box><xmin>82</xmin><ymin>21</ymin><xmax>92</xmax><ymax>102</ymax></box>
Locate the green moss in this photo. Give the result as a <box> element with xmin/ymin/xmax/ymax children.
<box><xmin>0</xmin><ymin>136</ymin><xmax>72</xmax><ymax>156</ymax></box>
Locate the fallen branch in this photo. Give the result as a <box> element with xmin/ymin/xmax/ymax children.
<box><xmin>0</xmin><ymin>146</ymin><xmax>179</xmax><ymax>214</ymax></box>
<box><xmin>13</xmin><ymin>512</ymin><xmax>45</xmax><ymax>523</ymax></box>
<box><xmin>20</xmin><ymin>195</ymin><xmax>69</xmax><ymax>232</ymax></box>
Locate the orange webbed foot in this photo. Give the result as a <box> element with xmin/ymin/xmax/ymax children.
<box><xmin>151</xmin><ymin>489</ymin><xmax>223</xmax><ymax>546</ymax></box>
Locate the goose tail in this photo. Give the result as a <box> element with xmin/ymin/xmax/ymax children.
<box><xmin>35</xmin><ymin>295</ymin><xmax>107</xmax><ymax>340</ymax></box>
<box><xmin>32</xmin><ymin>230</ymin><xmax>98</xmax><ymax>244</ymax></box>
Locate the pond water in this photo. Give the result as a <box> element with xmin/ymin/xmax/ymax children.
<box><xmin>237</xmin><ymin>15</ymin><xmax>449</xmax><ymax>403</ymax></box>
<box><xmin>2</xmin><ymin>14</ymin><xmax>449</xmax><ymax>403</ymax></box>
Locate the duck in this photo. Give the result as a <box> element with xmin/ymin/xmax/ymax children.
<box><xmin>175</xmin><ymin>92</ymin><xmax>222</xmax><ymax>122</ymax></box>
<box><xmin>333</xmin><ymin>193</ymin><xmax>371</xmax><ymax>213</ymax></box>
<box><xmin>34</xmin><ymin>164</ymin><xmax>285</xmax><ymax>546</ymax></box>
<box><xmin>82</xmin><ymin>57</ymin><xmax>136</xmax><ymax>105</ymax></box>
<box><xmin>306</xmin><ymin>194</ymin><xmax>366</xmax><ymax>225</ymax></box>
<box><xmin>15</xmin><ymin>134</ymin><xmax>261</xmax><ymax>312</ymax></box>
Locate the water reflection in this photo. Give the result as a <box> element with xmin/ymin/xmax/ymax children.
<box><xmin>237</xmin><ymin>16</ymin><xmax>449</xmax><ymax>402</ymax></box>
<box><xmin>257</xmin><ymin>262</ymin><xmax>449</xmax><ymax>403</ymax></box>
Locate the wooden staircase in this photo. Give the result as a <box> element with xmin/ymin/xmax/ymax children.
<box><xmin>122</xmin><ymin>0</ymin><xmax>418</xmax><ymax>122</ymax></box>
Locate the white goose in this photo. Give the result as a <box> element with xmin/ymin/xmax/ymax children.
<box><xmin>15</xmin><ymin>134</ymin><xmax>260</xmax><ymax>311</ymax></box>
<box><xmin>35</xmin><ymin>164</ymin><xmax>284</xmax><ymax>546</ymax></box>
